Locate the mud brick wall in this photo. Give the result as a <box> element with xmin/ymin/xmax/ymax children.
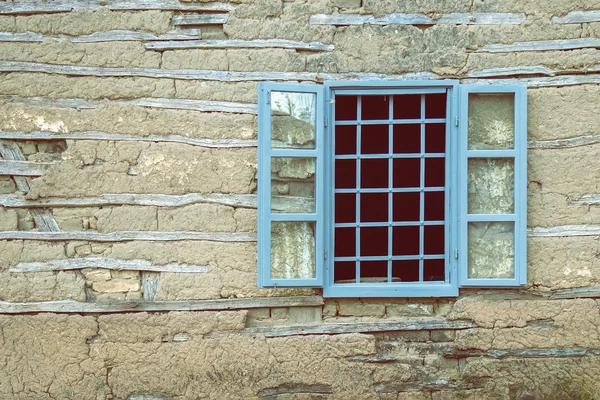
<box><xmin>1</xmin><ymin>0</ymin><xmax>600</xmax><ymax>399</ymax></box>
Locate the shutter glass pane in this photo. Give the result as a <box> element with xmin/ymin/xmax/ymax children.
<box><xmin>468</xmin><ymin>93</ymin><xmax>515</xmax><ymax>150</ymax></box>
<box><xmin>271</xmin><ymin>221</ymin><xmax>316</xmax><ymax>279</ymax></box>
<box><xmin>468</xmin><ymin>158</ymin><xmax>514</xmax><ymax>214</ymax></box>
<box><xmin>271</xmin><ymin>157</ymin><xmax>315</xmax><ymax>213</ymax></box>
<box><xmin>271</xmin><ymin>92</ymin><xmax>316</xmax><ymax>149</ymax></box>
<box><xmin>468</xmin><ymin>222</ymin><xmax>515</xmax><ymax>279</ymax></box>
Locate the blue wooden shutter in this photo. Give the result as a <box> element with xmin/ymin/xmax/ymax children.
<box><xmin>257</xmin><ymin>82</ymin><xmax>325</xmax><ymax>288</ymax></box>
<box><xmin>458</xmin><ymin>84</ymin><xmax>527</xmax><ymax>287</ymax></box>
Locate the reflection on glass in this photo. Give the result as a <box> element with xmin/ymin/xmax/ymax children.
<box><xmin>468</xmin><ymin>93</ymin><xmax>515</xmax><ymax>150</ymax></box>
<box><xmin>271</xmin><ymin>221</ymin><xmax>316</xmax><ymax>279</ymax></box>
<box><xmin>468</xmin><ymin>158</ymin><xmax>514</xmax><ymax>214</ymax></box>
<box><xmin>271</xmin><ymin>157</ymin><xmax>315</xmax><ymax>213</ymax></box>
<box><xmin>271</xmin><ymin>92</ymin><xmax>316</xmax><ymax>149</ymax></box>
<box><xmin>468</xmin><ymin>222</ymin><xmax>514</xmax><ymax>279</ymax></box>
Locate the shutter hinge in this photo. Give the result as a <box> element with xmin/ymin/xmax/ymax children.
<box><xmin>327</xmin><ymin>98</ymin><xmax>335</xmax><ymax>104</ymax></box>
<box><xmin>454</xmin><ymin>249</ymin><xmax>459</xmax><ymax>259</ymax></box>
<box><xmin>325</xmin><ymin>116</ymin><xmax>328</xmax><ymax>128</ymax></box>
<box><xmin>266</xmin><ymin>91</ymin><xmax>271</xmax><ymax>104</ymax></box>
<box><xmin>455</xmin><ymin>117</ymin><xmax>459</xmax><ymax>127</ymax></box>
<box><xmin>324</xmin><ymin>250</ymin><xmax>328</xmax><ymax>260</ymax></box>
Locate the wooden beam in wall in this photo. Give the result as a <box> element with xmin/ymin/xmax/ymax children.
<box><xmin>479</xmin><ymin>38</ymin><xmax>600</xmax><ymax>53</ymax></box>
<box><xmin>0</xmin><ymin>159</ymin><xmax>53</xmax><ymax>176</ymax></box>
<box><xmin>10</xmin><ymin>257</ymin><xmax>211</xmax><ymax>273</ymax></box>
<box><xmin>0</xmin><ymin>0</ymin><xmax>234</xmax><ymax>14</ymax></box>
<box><xmin>0</xmin><ymin>230</ymin><xmax>258</xmax><ymax>242</ymax></box>
<box><xmin>0</xmin><ymin>30</ymin><xmax>202</xmax><ymax>43</ymax></box>
<box><xmin>0</xmin><ymin>296</ymin><xmax>324</xmax><ymax>314</ymax></box>
<box><xmin>145</xmin><ymin>39</ymin><xmax>334</xmax><ymax>52</ymax></box>
<box><xmin>553</xmin><ymin>10</ymin><xmax>600</xmax><ymax>23</ymax></box>
<box><xmin>310</xmin><ymin>12</ymin><xmax>526</xmax><ymax>26</ymax></box>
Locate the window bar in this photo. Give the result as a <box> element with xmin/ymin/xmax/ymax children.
<box><xmin>419</xmin><ymin>94</ymin><xmax>426</xmax><ymax>282</ymax></box>
<box><xmin>388</xmin><ymin>95</ymin><xmax>394</xmax><ymax>283</ymax></box>
<box><xmin>356</xmin><ymin>95</ymin><xmax>362</xmax><ymax>283</ymax></box>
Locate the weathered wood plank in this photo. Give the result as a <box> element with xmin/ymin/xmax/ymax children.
<box><xmin>529</xmin><ymin>134</ymin><xmax>600</xmax><ymax>150</ymax></box>
<box><xmin>244</xmin><ymin>319</ymin><xmax>477</xmax><ymax>337</ymax></box>
<box><xmin>142</xmin><ymin>271</ymin><xmax>160</xmax><ymax>301</ymax></box>
<box><xmin>0</xmin><ymin>95</ymin><xmax>97</xmax><ymax>110</ymax></box>
<box><xmin>118</xmin><ymin>98</ymin><xmax>258</xmax><ymax>114</ymax></box>
<box><xmin>466</xmin><ymin>66</ymin><xmax>556</xmax><ymax>78</ymax></box>
<box><xmin>0</xmin><ymin>130</ymin><xmax>257</xmax><ymax>148</ymax></box>
<box><xmin>0</xmin><ymin>160</ymin><xmax>52</xmax><ymax>176</ymax></box>
<box><xmin>528</xmin><ymin>225</ymin><xmax>600</xmax><ymax>237</ymax></box>
<box><xmin>462</xmin><ymin>73</ymin><xmax>600</xmax><ymax>88</ymax></box>
<box><xmin>570</xmin><ymin>194</ymin><xmax>600</xmax><ymax>206</ymax></box>
<box><xmin>310</xmin><ymin>12</ymin><xmax>525</xmax><ymax>26</ymax></box>
<box><xmin>0</xmin><ymin>30</ymin><xmax>202</xmax><ymax>43</ymax></box>
<box><xmin>0</xmin><ymin>230</ymin><xmax>257</xmax><ymax>242</ymax></box>
<box><xmin>0</xmin><ymin>140</ymin><xmax>31</xmax><ymax>191</ymax></box>
<box><xmin>0</xmin><ymin>61</ymin><xmax>439</xmax><ymax>82</ymax></box>
<box><xmin>0</xmin><ymin>32</ymin><xmax>43</xmax><ymax>42</ymax></box>
<box><xmin>172</xmin><ymin>14</ymin><xmax>229</xmax><ymax>26</ymax></box>
<box><xmin>479</xmin><ymin>38</ymin><xmax>600</xmax><ymax>53</ymax></box>
<box><xmin>10</xmin><ymin>257</ymin><xmax>210</xmax><ymax>273</ymax></box>
<box><xmin>375</xmin><ymin>378</ymin><xmax>489</xmax><ymax>393</ymax></box>
<box><xmin>30</xmin><ymin>209</ymin><xmax>61</xmax><ymax>232</ymax></box>
<box><xmin>549</xmin><ymin>287</ymin><xmax>600</xmax><ymax>300</ymax></box>
<box><xmin>445</xmin><ymin>347</ymin><xmax>600</xmax><ymax>358</ymax></box>
<box><xmin>0</xmin><ymin>296</ymin><xmax>324</xmax><ymax>314</ymax></box>
<box><xmin>0</xmin><ymin>0</ymin><xmax>234</xmax><ymax>14</ymax></box>
<box><xmin>145</xmin><ymin>39</ymin><xmax>334</xmax><ymax>52</ymax></box>
<box><xmin>553</xmin><ymin>10</ymin><xmax>600</xmax><ymax>24</ymax></box>
<box><xmin>259</xmin><ymin>385</ymin><xmax>333</xmax><ymax>398</ymax></box>
<box><xmin>0</xmin><ymin>193</ymin><xmax>313</xmax><ymax>213</ymax></box>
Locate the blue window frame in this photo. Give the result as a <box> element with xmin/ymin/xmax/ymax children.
<box><xmin>257</xmin><ymin>81</ymin><xmax>527</xmax><ymax>298</ymax></box>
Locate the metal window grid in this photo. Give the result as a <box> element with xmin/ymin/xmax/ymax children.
<box><xmin>332</xmin><ymin>93</ymin><xmax>446</xmax><ymax>284</ymax></box>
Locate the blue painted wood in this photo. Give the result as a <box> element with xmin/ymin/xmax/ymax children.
<box><xmin>257</xmin><ymin>82</ymin><xmax>325</xmax><ymax>288</ymax></box>
<box><xmin>457</xmin><ymin>84</ymin><xmax>527</xmax><ymax>287</ymax></box>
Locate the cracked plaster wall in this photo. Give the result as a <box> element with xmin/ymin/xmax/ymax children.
<box><xmin>0</xmin><ymin>0</ymin><xmax>600</xmax><ymax>398</ymax></box>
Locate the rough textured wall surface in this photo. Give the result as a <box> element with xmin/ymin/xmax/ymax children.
<box><xmin>0</xmin><ymin>0</ymin><xmax>600</xmax><ymax>398</ymax></box>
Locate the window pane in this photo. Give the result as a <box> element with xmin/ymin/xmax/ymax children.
<box><xmin>360</xmin><ymin>261</ymin><xmax>388</xmax><ymax>283</ymax></box>
<box><xmin>425</xmin><ymin>93</ymin><xmax>446</xmax><ymax>119</ymax></box>
<box><xmin>424</xmin><ymin>225</ymin><xmax>444</xmax><ymax>255</ymax></box>
<box><xmin>335</xmin><ymin>125</ymin><xmax>357</xmax><ymax>155</ymax></box>
<box><xmin>361</xmin><ymin>159</ymin><xmax>388</xmax><ymax>188</ymax></box>
<box><xmin>362</xmin><ymin>95</ymin><xmax>389</xmax><ymax>120</ymax></box>
<box><xmin>361</xmin><ymin>124</ymin><xmax>389</xmax><ymax>154</ymax></box>
<box><xmin>361</xmin><ymin>192</ymin><xmax>388</xmax><ymax>222</ymax></box>
<box><xmin>335</xmin><ymin>227</ymin><xmax>355</xmax><ymax>257</ymax></box>
<box><xmin>393</xmin><ymin>192</ymin><xmax>420</xmax><ymax>222</ymax></box>
<box><xmin>424</xmin><ymin>259</ymin><xmax>445</xmax><ymax>281</ymax></box>
<box><xmin>424</xmin><ymin>191</ymin><xmax>444</xmax><ymax>221</ymax></box>
<box><xmin>392</xmin><ymin>226</ymin><xmax>420</xmax><ymax>256</ymax></box>
<box><xmin>360</xmin><ymin>227</ymin><xmax>388</xmax><ymax>256</ymax></box>
<box><xmin>468</xmin><ymin>222</ymin><xmax>514</xmax><ymax>279</ymax></box>
<box><xmin>392</xmin><ymin>260</ymin><xmax>419</xmax><ymax>282</ymax></box>
<box><xmin>393</xmin><ymin>124</ymin><xmax>420</xmax><ymax>153</ymax></box>
<box><xmin>425</xmin><ymin>123</ymin><xmax>445</xmax><ymax>153</ymax></box>
<box><xmin>393</xmin><ymin>158</ymin><xmax>420</xmax><ymax>188</ymax></box>
<box><xmin>271</xmin><ymin>157</ymin><xmax>315</xmax><ymax>213</ymax></box>
<box><xmin>335</xmin><ymin>193</ymin><xmax>356</xmax><ymax>223</ymax></box>
<box><xmin>468</xmin><ymin>158</ymin><xmax>514</xmax><ymax>214</ymax></box>
<box><xmin>335</xmin><ymin>96</ymin><xmax>357</xmax><ymax>121</ymax></box>
<box><xmin>334</xmin><ymin>261</ymin><xmax>356</xmax><ymax>284</ymax></box>
<box><xmin>335</xmin><ymin>159</ymin><xmax>356</xmax><ymax>189</ymax></box>
<box><xmin>468</xmin><ymin>93</ymin><xmax>515</xmax><ymax>150</ymax></box>
<box><xmin>271</xmin><ymin>92</ymin><xmax>316</xmax><ymax>149</ymax></box>
<box><xmin>425</xmin><ymin>158</ymin><xmax>445</xmax><ymax>187</ymax></box>
<box><xmin>393</xmin><ymin>94</ymin><xmax>420</xmax><ymax>119</ymax></box>
<box><xmin>271</xmin><ymin>221</ymin><xmax>316</xmax><ymax>279</ymax></box>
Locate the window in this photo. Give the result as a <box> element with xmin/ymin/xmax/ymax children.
<box><xmin>258</xmin><ymin>81</ymin><xmax>527</xmax><ymax>298</ymax></box>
